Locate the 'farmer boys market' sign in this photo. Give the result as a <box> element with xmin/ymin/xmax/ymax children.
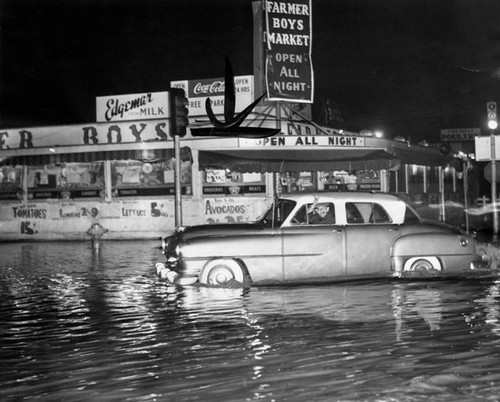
<box><xmin>0</xmin><ymin>121</ymin><xmax>173</xmax><ymax>150</ymax></box>
<box><xmin>265</xmin><ymin>0</ymin><xmax>313</xmax><ymax>103</ymax></box>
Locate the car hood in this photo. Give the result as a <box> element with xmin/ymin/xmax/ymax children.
<box><xmin>177</xmin><ymin>222</ymin><xmax>268</xmax><ymax>241</ymax></box>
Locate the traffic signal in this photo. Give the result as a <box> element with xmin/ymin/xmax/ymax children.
<box><xmin>487</xmin><ymin>101</ymin><xmax>498</xmax><ymax>130</ymax></box>
<box><xmin>169</xmin><ymin>88</ymin><xmax>189</xmax><ymax>137</ymax></box>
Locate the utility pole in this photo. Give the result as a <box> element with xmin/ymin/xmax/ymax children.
<box><xmin>487</xmin><ymin>101</ymin><xmax>498</xmax><ymax>237</ymax></box>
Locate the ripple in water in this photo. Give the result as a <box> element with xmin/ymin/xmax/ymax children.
<box><xmin>1</xmin><ymin>242</ymin><xmax>500</xmax><ymax>401</ymax></box>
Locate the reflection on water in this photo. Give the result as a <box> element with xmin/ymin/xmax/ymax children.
<box><xmin>1</xmin><ymin>241</ymin><xmax>500</xmax><ymax>401</ymax></box>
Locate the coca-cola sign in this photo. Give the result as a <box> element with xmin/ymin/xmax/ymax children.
<box><xmin>193</xmin><ymin>81</ymin><xmax>225</xmax><ymax>95</ymax></box>
<box><xmin>171</xmin><ymin>76</ymin><xmax>253</xmax><ymax>117</ymax></box>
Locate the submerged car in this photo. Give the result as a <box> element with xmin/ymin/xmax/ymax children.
<box><xmin>157</xmin><ymin>192</ymin><xmax>491</xmax><ymax>286</ymax></box>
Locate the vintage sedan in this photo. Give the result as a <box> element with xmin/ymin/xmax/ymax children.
<box><xmin>156</xmin><ymin>192</ymin><xmax>491</xmax><ymax>286</ymax></box>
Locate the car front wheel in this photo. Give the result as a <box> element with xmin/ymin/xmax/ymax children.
<box><xmin>200</xmin><ymin>259</ymin><xmax>246</xmax><ymax>286</ymax></box>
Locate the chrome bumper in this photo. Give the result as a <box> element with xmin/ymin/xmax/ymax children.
<box><xmin>470</xmin><ymin>258</ymin><xmax>491</xmax><ymax>271</ymax></box>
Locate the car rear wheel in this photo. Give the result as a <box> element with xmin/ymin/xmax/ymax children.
<box><xmin>200</xmin><ymin>259</ymin><xmax>246</xmax><ymax>286</ymax></box>
<box><xmin>404</xmin><ymin>256</ymin><xmax>441</xmax><ymax>272</ymax></box>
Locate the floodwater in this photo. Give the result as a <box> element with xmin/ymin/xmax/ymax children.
<box><xmin>1</xmin><ymin>241</ymin><xmax>500</xmax><ymax>401</ymax></box>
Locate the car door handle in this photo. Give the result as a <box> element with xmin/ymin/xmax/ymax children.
<box><xmin>388</xmin><ymin>228</ymin><xmax>399</xmax><ymax>232</ymax></box>
<box><xmin>331</xmin><ymin>228</ymin><xmax>343</xmax><ymax>239</ymax></box>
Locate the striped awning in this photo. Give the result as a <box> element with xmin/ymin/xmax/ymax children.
<box><xmin>0</xmin><ymin>147</ymin><xmax>192</xmax><ymax>166</ymax></box>
<box><xmin>199</xmin><ymin>148</ymin><xmax>399</xmax><ymax>173</ymax></box>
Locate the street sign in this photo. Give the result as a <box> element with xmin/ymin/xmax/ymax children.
<box><xmin>440</xmin><ymin>128</ymin><xmax>479</xmax><ymax>142</ymax></box>
<box><xmin>484</xmin><ymin>162</ymin><xmax>500</xmax><ymax>183</ymax></box>
<box><xmin>475</xmin><ymin>136</ymin><xmax>500</xmax><ymax>161</ymax></box>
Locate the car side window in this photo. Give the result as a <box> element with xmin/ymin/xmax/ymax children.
<box><xmin>345</xmin><ymin>202</ymin><xmax>392</xmax><ymax>224</ymax></box>
<box><xmin>260</xmin><ymin>199</ymin><xmax>297</xmax><ymax>227</ymax></box>
<box><xmin>291</xmin><ymin>205</ymin><xmax>308</xmax><ymax>224</ymax></box>
<box><xmin>290</xmin><ymin>203</ymin><xmax>336</xmax><ymax>225</ymax></box>
<box><xmin>403</xmin><ymin>206</ymin><xmax>420</xmax><ymax>224</ymax></box>
<box><xmin>346</xmin><ymin>203</ymin><xmax>364</xmax><ymax>223</ymax></box>
<box><xmin>369</xmin><ymin>203</ymin><xmax>392</xmax><ymax>223</ymax></box>
<box><xmin>307</xmin><ymin>202</ymin><xmax>336</xmax><ymax>225</ymax></box>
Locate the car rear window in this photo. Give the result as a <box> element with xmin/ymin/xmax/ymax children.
<box><xmin>403</xmin><ymin>206</ymin><xmax>420</xmax><ymax>224</ymax></box>
<box><xmin>345</xmin><ymin>202</ymin><xmax>393</xmax><ymax>224</ymax></box>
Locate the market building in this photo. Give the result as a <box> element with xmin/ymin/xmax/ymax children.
<box><xmin>0</xmin><ymin>82</ymin><xmax>463</xmax><ymax>241</ymax></box>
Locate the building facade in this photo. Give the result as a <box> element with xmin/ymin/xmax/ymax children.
<box><xmin>0</xmin><ymin>113</ymin><xmax>461</xmax><ymax>241</ymax></box>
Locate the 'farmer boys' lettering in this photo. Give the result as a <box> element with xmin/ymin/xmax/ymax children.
<box><xmin>0</xmin><ymin>122</ymin><xmax>170</xmax><ymax>150</ymax></box>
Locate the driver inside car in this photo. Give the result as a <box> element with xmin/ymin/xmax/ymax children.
<box><xmin>308</xmin><ymin>203</ymin><xmax>336</xmax><ymax>224</ymax></box>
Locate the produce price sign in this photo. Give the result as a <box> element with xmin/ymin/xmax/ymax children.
<box><xmin>264</xmin><ymin>0</ymin><xmax>313</xmax><ymax>103</ymax></box>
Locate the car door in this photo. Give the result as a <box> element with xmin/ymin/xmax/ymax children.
<box><xmin>344</xmin><ymin>202</ymin><xmax>400</xmax><ymax>277</ymax></box>
<box><xmin>281</xmin><ymin>203</ymin><xmax>346</xmax><ymax>283</ymax></box>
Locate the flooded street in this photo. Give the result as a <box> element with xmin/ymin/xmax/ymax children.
<box><xmin>1</xmin><ymin>241</ymin><xmax>500</xmax><ymax>401</ymax></box>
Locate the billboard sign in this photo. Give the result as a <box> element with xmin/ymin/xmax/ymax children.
<box><xmin>171</xmin><ymin>76</ymin><xmax>254</xmax><ymax>118</ymax></box>
<box><xmin>96</xmin><ymin>91</ymin><xmax>169</xmax><ymax>123</ymax></box>
<box><xmin>0</xmin><ymin>121</ymin><xmax>172</xmax><ymax>151</ymax></box>
<box><xmin>264</xmin><ymin>0</ymin><xmax>313</xmax><ymax>103</ymax></box>
<box><xmin>440</xmin><ymin>128</ymin><xmax>480</xmax><ymax>142</ymax></box>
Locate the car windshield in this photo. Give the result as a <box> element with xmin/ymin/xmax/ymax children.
<box><xmin>258</xmin><ymin>199</ymin><xmax>296</xmax><ymax>227</ymax></box>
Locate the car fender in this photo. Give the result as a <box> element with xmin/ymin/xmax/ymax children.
<box><xmin>392</xmin><ymin>232</ymin><xmax>475</xmax><ymax>257</ymax></box>
<box><xmin>391</xmin><ymin>232</ymin><xmax>476</xmax><ymax>273</ymax></box>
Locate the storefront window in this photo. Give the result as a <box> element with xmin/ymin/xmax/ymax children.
<box><xmin>112</xmin><ymin>158</ymin><xmax>192</xmax><ymax>197</ymax></box>
<box><xmin>281</xmin><ymin>170</ymin><xmax>381</xmax><ymax>193</ymax></box>
<box><xmin>28</xmin><ymin>162</ymin><xmax>105</xmax><ymax>200</ymax></box>
<box><xmin>319</xmin><ymin>171</ymin><xmax>357</xmax><ymax>191</ymax></box>
<box><xmin>281</xmin><ymin>171</ymin><xmax>317</xmax><ymax>192</ymax></box>
<box><xmin>0</xmin><ymin>166</ymin><xmax>23</xmax><ymax>200</ymax></box>
<box><xmin>203</xmin><ymin>169</ymin><xmax>265</xmax><ymax>196</ymax></box>
<box><xmin>356</xmin><ymin>170</ymin><xmax>381</xmax><ymax>191</ymax></box>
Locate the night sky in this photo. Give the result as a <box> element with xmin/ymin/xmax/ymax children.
<box><xmin>1</xmin><ymin>0</ymin><xmax>500</xmax><ymax>142</ymax></box>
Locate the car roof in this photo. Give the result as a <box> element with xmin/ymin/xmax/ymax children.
<box><xmin>279</xmin><ymin>192</ymin><xmax>410</xmax><ymax>224</ymax></box>
<box><xmin>280</xmin><ymin>192</ymin><xmax>404</xmax><ymax>204</ymax></box>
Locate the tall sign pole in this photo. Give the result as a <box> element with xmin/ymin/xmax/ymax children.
<box><xmin>174</xmin><ymin>134</ymin><xmax>182</xmax><ymax>227</ymax></box>
<box><xmin>487</xmin><ymin>101</ymin><xmax>498</xmax><ymax>236</ymax></box>
<box><xmin>169</xmin><ymin>88</ymin><xmax>189</xmax><ymax>227</ymax></box>
<box><xmin>463</xmin><ymin>158</ymin><xmax>470</xmax><ymax>233</ymax></box>
<box><xmin>491</xmin><ymin>131</ymin><xmax>497</xmax><ymax>236</ymax></box>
